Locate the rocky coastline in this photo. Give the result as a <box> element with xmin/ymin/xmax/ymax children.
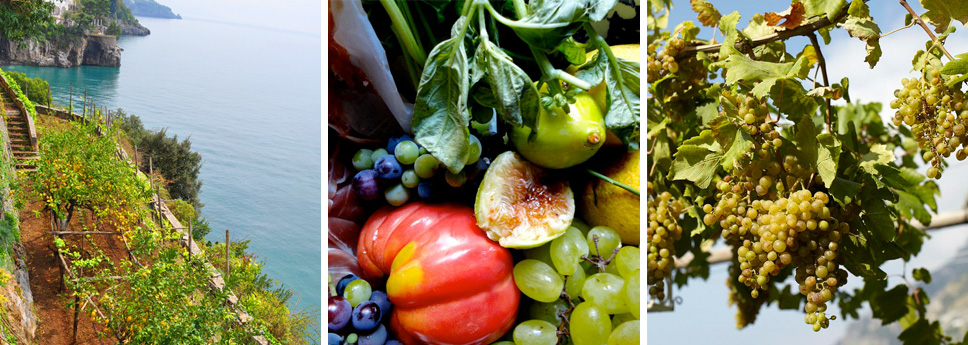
<box><xmin>0</xmin><ymin>34</ymin><xmax>123</xmax><ymax>68</ymax></box>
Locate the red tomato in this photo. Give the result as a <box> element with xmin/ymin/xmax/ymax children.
<box><xmin>357</xmin><ymin>202</ymin><xmax>518</xmax><ymax>345</ymax></box>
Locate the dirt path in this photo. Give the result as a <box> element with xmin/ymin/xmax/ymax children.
<box><xmin>19</xmin><ymin>196</ymin><xmax>116</xmax><ymax>345</ymax></box>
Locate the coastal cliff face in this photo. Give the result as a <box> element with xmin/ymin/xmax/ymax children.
<box><xmin>0</xmin><ymin>35</ymin><xmax>121</xmax><ymax>68</ymax></box>
<box><xmin>122</xmin><ymin>22</ymin><xmax>151</xmax><ymax>36</ymax></box>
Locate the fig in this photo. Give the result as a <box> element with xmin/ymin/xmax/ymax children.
<box><xmin>509</xmin><ymin>93</ymin><xmax>606</xmax><ymax>169</ymax></box>
<box><xmin>475</xmin><ymin>151</ymin><xmax>574</xmax><ymax>248</ymax></box>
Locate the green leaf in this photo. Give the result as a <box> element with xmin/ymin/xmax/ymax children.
<box><xmin>842</xmin><ymin>17</ymin><xmax>882</xmax><ymax>68</ymax></box>
<box><xmin>898</xmin><ymin>319</ymin><xmax>941</xmax><ymax>345</ymax></box>
<box><xmin>920</xmin><ymin>0</ymin><xmax>968</xmax><ymax>34</ymax></box>
<box><xmin>412</xmin><ymin>32</ymin><xmax>471</xmax><ymax>173</ymax></box>
<box><xmin>848</xmin><ymin>0</ymin><xmax>870</xmax><ymax>18</ymax></box>
<box><xmin>912</xmin><ymin>268</ymin><xmax>932</xmax><ymax>284</ymax></box>
<box><xmin>861</xmin><ymin>195</ymin><xmax>896</xmax><ymax>242</ymax></box>
<box><xmin>793</xmin><ymin>116</ymin><xmax>819</xmax><ymax>172</ymax></box>
<box><xmin>603</xmin><ymin>56</ymin><xmax>641</xmax><ymax>145</ymax></box>
<box><xmin>511</xmin><ymin>0</ymin><xmax>618</xmax><ymax>53</ymax></box>
<box><xmin>718</xmin><ymin>11</ymin><xmax>743</xmax><ymax>58</ymax></box>
<box><xmin>696</xmin><ymin>99</ymin><xmax>720</xmax><ymax>126</ymax></box>
<box><xmin>872</xmin><ymin>284</ymin><xmax>910</xmax><ymax>325</ymax></box>
<box><xmin>555</xmin><ymin>37</ymin><xmax>587</xmax><ymax>65</ymax></box>
<box><xmin>941</xmin><ymin>55</ymin><xmax>968</xmax><ymax>75</ymax></box>
<box><xmin>829</xmin><ymin>177</ymin><xmax>861</xmax><ymax>206</ymax></box>
<box><xmin>803</xmin><ymin>0</ymin><xmax>846</xmax><ymax>22</ymax></box>
<box><xmin>897</xmin><ymin>190</ymin><xmax>933</xmax><ymax>225</ymax></box>
<box><xmin>721</xmin><ymin>53</ymin><xmax>810</xmax><ymax>98</ymax></box>
<box><xmin>816</xmin><ymin>133</ymin><xmax>840</xmax><ymax>188</ymax></box>
<box><xmin>722</xmin><ymin>129</ymin><xmax>751</xmax><ymax>171</ymax></box>
<box><xmin>670</xmin><ymin>145</ymin><xmax>723</xmax><ymax>189</ymax></box>
<box><xmin>473</xmin><ymin>39</ymin><xmax>540</xmax><ymax>129</ymax></box>
<box><xmin>859</xmin><ymin>144</ymin><xmax>896</xmax><ymax>175</ymax></box>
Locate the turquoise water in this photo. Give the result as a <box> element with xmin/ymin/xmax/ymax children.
<box><xmin>3</xmin><ymin>17</ymin><xmax>321</xmax><ymax>316</ymax></box>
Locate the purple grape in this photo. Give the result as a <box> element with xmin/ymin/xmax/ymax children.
<box><xmin>417</xmin><ymin>182</ymin><xmax>434</xmax><ymax>199</ymax></box>
<box><xmin>336</xmin><ymin>274</ymin><xmax>360</xmax><ymax>296</ymax></box>
<box><xmin>464</xmin><ymin>157</ymin><xmax>490</xmax><ymax>181</ymax></box>
<box><xmin>387</xmin><ymin>134</ymin><xmax>413</xmax><ymax>154</ymax></box>
<box><xmin>374</xmin><ymin>155</ymin><xmax>403</xmax><ymax>180</ymax></box>
<box><xmin>351</xmin><ymin>300</ymin><xmax>382</xmax><ymax>332</ymax></box>
<box><xmin>352</xmin><ymin>170</ymin><xmax>380</xmax><ymax>200</ymax></box>
<box><xmin>328</xmin><ymin>296</ymin><xmax>352</xmax><ymax>332</ymax></box>
<box><xmin>328</xmin><ymin>333</ymin><xmax>342</xmax><ymax>345</ymax></box>
<box><xmin>385</xmin><ymin>341</ymin><xmax>403</xmax><ymax>345</ymax></box>
<box><xmin>369</xmin><ymin>290</ymin><xmax>392</xmax><ymax>315</ymax></box>
<box><xmin>358</xmin><ymin>324</ymin><xmax>388</xmax><ymax>345</ymax></box>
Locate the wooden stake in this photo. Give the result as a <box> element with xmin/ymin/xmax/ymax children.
<box><xmin>225</xmin><ymin>230</ymin><xmax>230</xmax><ymax>280</ymax></box>
<box><xmin>72</xmin><ymin>293</ymin><xmax>80</xmax><ymax>343</ymax></box>
<box><xmin>188</xmin><ymin>221</ymin><xmax>193</xmax><ymax>261</ymax></box>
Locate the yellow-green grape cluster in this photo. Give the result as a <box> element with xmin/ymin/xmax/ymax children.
<box><xmin>793</xmin><ymin>213</ymin><xmax>847</xmax><ymax>332</ymax></box>
<box><xmin>690</xmin><ymin>0</ymin><xmax>722</xmax><ymax>27</ymax></box>
<box><xmin>646</xmin><ymin>38</ymin><xmax>707</xmax><ymax>93</ymax></box>
<box><xmin>646</xmin><ymin>184</ymin><xmax>683</xmax><ymax>301</ymax></box>
<box><xmin>890</xmin><ymin>67</ymin><xmax>968</xmax><ymax>178</ymax></box>
<box><xmin>727</xmin><ymin>260</ymin><xmax>768</xmax><ymax>329</ymax></box>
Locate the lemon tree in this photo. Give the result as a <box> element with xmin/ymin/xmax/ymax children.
<box><xmin>649</xmin><ymin>0</ymin><xmax>968</xmax><ymax>342</ymax></box>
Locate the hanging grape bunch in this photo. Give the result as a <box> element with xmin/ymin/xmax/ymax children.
<box><xmin>646</xmin><ymin>36</ymin><xmax>710</xmax><ymax>118</ymax></box>
<box><xmin>646</xmin><ymin>183</ymin><xmax>683</xmax><ymax>302</ymax></box>
<box><xmin>891</xmin><ymin>64</ymin><xmax>968</xmax><ymax>179</ymax></box>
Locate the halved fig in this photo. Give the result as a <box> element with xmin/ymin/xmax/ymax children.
<box><xmin>475</xmin><ymin>151</ymin><xmax>574</xmax><ymax>248</ymax></box>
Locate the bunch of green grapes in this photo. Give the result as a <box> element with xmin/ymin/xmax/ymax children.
<box><xmin>792</xmin><ymin>213</ymin><xmax>848</xmax><ymax>332</ymax></box>
<box><xmin>727</xmin><ymin>259</ymin><xmax>768</xmax><ymax>329</ymax></box>
<box><xmin>890</xmin><ymin>66</ymin><xmax>968</xmax><ymax>178</ymax></box>
<box><xmin>509</xmin><ymin>224</ymin><xmax>639</xmax><ymax>345</ymax></box>
<box><xmin>646</xmin><ymin>184</ymin><xmax>683</xmax><ymax>302</ymax></box>
<box><xmin>646</xmin><ymin>38</ymin><xmax>708</xmax><ymax>102</ymax></box>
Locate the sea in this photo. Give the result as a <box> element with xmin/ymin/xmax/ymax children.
<box><xmin>2</xmin><ymin>17</ymin><xmax>322</xmax><ymax>321</ymax></box>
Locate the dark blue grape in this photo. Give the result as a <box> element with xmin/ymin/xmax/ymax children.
<box><xmin>464</xmin><ymin>157</ymin><xmax>490</xmax><ymax>181</ymax></box>
<box><xmin>336</xmin><ymin>274</ymin><xmax>360</xmax><ymax>296</ymax></box>
<box><xmin>374</xmin><ymin>155</ymin><xmax>403</xmax><ymax>180</ymax></box>
<box><xmin>352</xmin><ymin>170</ymin><xmax>380</xmax><ymax>200</ymax></box>
<box><xmin>387</xmin><ymin>134</ymin><xmax>414</xmax><ymax>154</ymax></box>
<box><xmin>358</xmin><ymin>324</ymin><xmax>388</xmax><ymax>345</ymax></box>
<box><xmin>351</xmin><ymin>301</ymin><xmax>382</xmax><ymax>332</ymax></box>
<box><xmin>369</xmin><ymin>290</ymin><xmax>392</xmax><ymax>315</ymax></box>
<box><xmin>328</xmin><ymin>296</ymin><xmax>352</xmax><ymax>332</ymax></box>
<box><xmin>417</xmin><ymin>182</ymin><xmax>434</xmax><ymax>199</ymax></box>
<box><xmin>385</xmin><ymin>341</ymin><xmax>403</xmax><ymax>345</ymax></box>
<box><xmin>328</xmin><ymin>333</ymin><xmax>342</xmax><ymax>345</ymax></box>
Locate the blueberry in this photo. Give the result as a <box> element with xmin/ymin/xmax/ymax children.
<box><xmin>358</xmin><ymin>324</ymin><xmax>388</xmax><ymax>345</ymax></box>
<box><xmin>328</xmin><ymin>296</ymin><xmax>352</xmax><ymax>332</ymax></box>
<box><xmin>352</xmin><ymin>170</ymin><xmax>380</xmax><ymax>200</ymax></box>
<box><xmin>369</xmin><ymin>290</ymin><xmax>392</xmax><ymax>316</ymax></box>
<box><xmin>351</xmin><ymin>301</ymin><xmax>382</xmax><ymax>332</ymax></box>
<box><xmin>387</xmin><ymin>134</ymin><xmax>414</xmax><ymax>154</ymax></box>
<box><xmin>328</xmin><ymin>333</ymin><xmax>342</xmax><ymax>345</ymax></box>
<box><xmin>336</xmin><ymin>274</ymin><xmax>361</xmax><ymax>296</ymax></box>
<box><xmin>374</xmin><ymin>155</ymin><xmax>403</xmax><ymax>180</ymax></box>
<box><xmin>417</xmin><ymin>182</ymin><xmax>434</xmax><ymax>199</ymax></box>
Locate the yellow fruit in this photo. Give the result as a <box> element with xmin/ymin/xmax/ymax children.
<box><xmin>580</xmin><ymin>151</ymin><xmax>640</xmax><ymax>245</ymax></box>
<box><xmin>510</xmin><ymin>93</ymin><xmax>606</xmax><ymax>169</ymax></box>
<box><xmin>476</xmin><ymin>151</ymin><xmax>575</xmax><ymax>248</ymax></box>
<box><xmin>568</xmin><ymin>44</ymin><xmax>641</xmax><ymax>146</ymax></box>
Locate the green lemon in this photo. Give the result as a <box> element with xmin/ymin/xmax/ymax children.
<box><xmin>510</xmin><ymin>93</ymin><xmax>606</xmax><ymax>169</ymax></box>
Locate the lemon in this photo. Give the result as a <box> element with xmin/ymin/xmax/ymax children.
<box><xmin>510</xmin><ymin>92</ymin><xmax>606</xmax><ymax>169</ymax></box>
<box><xmin>476</xmin><ymin>151</ymin><xmax>575</xmax><ymax>248</ymax></box>
<box><xmin>579</xmin><ymin>151</ymin><xmax>640</xmax><ymax>245</ymax></box>
<box><xmin>568</xmin><ymin>44</ymin><xmax>641</xmax><ymax>146</ymax></box>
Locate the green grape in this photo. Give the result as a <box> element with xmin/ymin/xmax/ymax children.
<box><xmin>528</xmin><ymin>299</ymin><xmax>569</xmax><ymax>325</ymax></box>
<box><xmin>466</xmin><ymin>134</ymin><xmax>482</xmax><ymax>165</ymax></box>
<box><xmin>626</xmin><ymin>270</ymin><xmax>640</xmax><ymax>318</ymax></box>
<box><xmin>605</xmin><ymin>260</ymin><xmax>621</xmax><ymax>276</ymax></box>
<box><xmin>344</xmin><ymin>279</ymin><xmax>372</xmax><ymax>307</ymax></box>
<box><xmin>611</xmin><ymin>313</ymin><xmax>637</xmax><ymax>330</ymax></box>
<box><xmin>587</xmin><ymin>226</ymin><xmax>622</xmax><ymax>257</ymax></box>
<box><xmin>414</xmin><ymin>154</ymin><xmax>440</xmax><ymax>178</ymax></box>
<box><xmin>384</xmin><ymin>183</ymin><xmax>410</xmax><ymax>206</ymax></box>
<box><xmin>524</xmin><ymin>244</ymin><xmax>555</xmax><ymax>267</ymax></box>
<box><xmin>401</xmin><ymin>169</ymin><xmax>419</xmax><ymax>188</ymax></box>
<box><xmin>395</xmin><ymin>140</ymin><xmax>420</xmax><ymax>165</ymax></box>
<box><xmin>513</xmin><ymin>260</ymin><xmax>564</xmax><ymax>303</ymax></box>
<box><xmin>582</xmin><ymin>273</ymin><xmax>628</xmax><ymax>314</ymax></box>
<box><xmin>418</xmin><ymin>146</ymin><xmax>428</xmax><ymax>155</ymax></box>
<box><xmin>615</xmin><ymin>246</ymin><xmax>640</xmax><ymax>278</ymax></box>
<box><xmin>352</xmin><ymin>149</ymin><xmax>374</xmax><ymax>170</ymax></box>
<box><xmin>513</xmin><ymin>320</ymin><xmax>557</xmax><ymax>345</ymax></box>
<box><xmin>370</xmin><ymin>148</ymin><xmax>389</xmax><ymax>162</ymax></box>
<box><xmin>570</xmin><ymin>218</ymin><xmax>591</xmax><ymax>235</ymax></box>
<box><xmin>570</xmin><ymin>302</ymin><xmax>611</xmax><ymax>345</ymax></box>
<box><xmin>551</xmin><ymin>228</ymin><xmax>587</xmax><ymax>275</ymax></box>
<box><xmin>565</xmin><ymin>265</ymin><xmax>586</xmax><ymax>298</ymax></box>
<box><xmin>607</xmin><ymin>320</ymin><xmax>639</xmax><ymax>345</ymax></box>
<box><xmin>347</xmin><ymin>333</ymin><xmax>358</xmax><ymax>344</ymax></box>
<box><xmin>445</xmin><ymin>169</ymin><xmax>467</xmax><ymax>187</ymax></box>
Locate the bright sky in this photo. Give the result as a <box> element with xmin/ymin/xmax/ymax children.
<box><xmin>153</xmin><ymin>0</ymin><xmax>320</xmax><ymax>35</ymax></box>
<box><xmin>649</xmin><ymin>1</ymin><xmax>968</xmax><ymax>344</ymax></box>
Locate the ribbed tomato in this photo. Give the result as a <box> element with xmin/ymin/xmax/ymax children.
<box><xmin>357</xmin><ymin>202</ymin><xmax>518</xmax><ymax>345</ymax></box>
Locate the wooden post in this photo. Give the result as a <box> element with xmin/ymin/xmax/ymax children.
<box><xmin>188</xmin><ymin>221</ymin><xmax>193</xmax><ymax>261</ymax></box>
<box><xmin>69</xmin><ymin>83</ymin><xmax>73</xmax><ymax>114</ymax></box>
<box><xmin>47</xmin><ymin>82</ymin><xmax>51</xmax><ymax>108</ymax></box>
<box><xmin>72</xmin><ymin>294</ymin><xmax>80</xmax><ymax>343</ymax></box>
<box><xmin>225</xmin><ymin>230</ymin><xmax>230</xmax><ymax>280</ymax></box>
<box><xmin>83</xmin><ymin>88</ymin><xmax>87</xmax><ymax>117</ymax></box>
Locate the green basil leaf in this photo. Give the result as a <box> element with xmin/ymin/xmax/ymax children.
<box><xmin>511</xmin><ymin>0</ymin><xmax>618</xmax><ymax>53</ymax></box>
<box><xmin>556</xmin><ymin>37</ymin><xmax>587</xmax><ymax>65</ymax></box>
<box><xmin>473</xmin><ymin>39</ymin><xmax>540</xmax><ymax>129</ymax></box>
<box><xmin>412</xmin><ymin>29</ymin><xmax>471</xmax><ymax>173</ymax></box>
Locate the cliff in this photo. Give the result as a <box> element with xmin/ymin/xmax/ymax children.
<box><xmin>121</xmin><ymin>22</ymin><xmax>151</xmax><ymax>36</ymax></box>
<box><xmin>0</xmin><ymin>35</ymin><xmax>121</xmax><ymax>68</ymax></box>
<box><xmin>124</xmin><ymin>0</ymin><xmax>181</xmax><ymax>19</ymax></box>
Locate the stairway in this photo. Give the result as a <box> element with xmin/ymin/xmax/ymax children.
<box><xmin>1</xmin><ymin>91</ymin><xmax>38</xmax><ymax>172</ymax></box>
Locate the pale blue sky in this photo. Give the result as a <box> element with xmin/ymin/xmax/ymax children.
<box><xmin>149</xmin><ymin>0</ymin><xmax>320</xmax><ymax>36</ymax></box>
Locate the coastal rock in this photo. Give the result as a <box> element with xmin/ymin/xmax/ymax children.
<box><xmin>0</xmin><ymin>35</ymin><xmax>121</xmax><ymax>68</ymax></box>
<box><xmin>121</xmin><ymin>22</ymin><xmax>151</xmax><ymax>36</ymax></box>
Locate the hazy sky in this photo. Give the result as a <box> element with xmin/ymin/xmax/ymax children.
<box><xmin>649</xmin><ymin>1</ymin><xmax>968</xmax><ymax>344</ymax></box>
<box><xmin>152</xmin><ymin>0</ymin><xmax>320</xmax><ymax>35</ymax></box>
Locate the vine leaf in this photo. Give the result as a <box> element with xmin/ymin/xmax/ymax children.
<box><xmin>941</xmin><ymin>54</ymin><xmax>968</xmax><ymax>87</ymax></box>
<box><xmin>861</xmin><ymin>194</ymin><xmax>896</xmax><ymax>242</ymax></box>
<box><xmin>720</xmin><ymin>52</ymin><xmax>811</xmax><ymax>98</ymax></box>
<box><xmin>690</xmin><ymin>0</ymin><xmax>722</xmax><ymax>27</ymax></box>
<box><xmin>764</xmin><ymin>2</ymin><xmax>805</xmax><ymax>30</ymax></box>
<box><xmin>859</xmin><ymin>144</ymin><xmax>896</xmax><ymax>175</ymax></box>
<box><xmin>670</xmin><ymin>145</ymin><xmax>722</xmax><ymax>189</ymax></box>
<box><xmin>802</xmin><ymin>0</ymin><xmax>846</xmax><ymax>22</ymax></box>
<box><xmin>920</xmin><ymin>0</ymin><xmax>968</xmax><ymax>34</ymax></box>
<box><xmin>717</xmin><ymin>11</ymin><xmax>745</xmax><ymax>57</ymax></box>
<box><xmin>872</xmin><ymin>284</ymin><xmax>910</xmax><ymax>325</ymax></box>
<box><xmin>842</xmin><ymin>17</ymin><xmax>882</xmax><ymax>68</ymax></box>
<box><xmin>912</xmin><ymin>268</ymin><xmax>932</xmax><ymax>284</ymax></box>
<box><xmin>816</xmin><ymin>133</ymin><xmax>840</xmax><ymax>188</ymax></box>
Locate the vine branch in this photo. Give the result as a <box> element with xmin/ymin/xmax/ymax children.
<box><xmin>808</xmin><ymin>33</ymin><xmax>833</xmax><ymax>133</ymax></box>
<box><xmin>898</xmin><ymin>0</ymin><xmax>955</xmax><ymax>61</ymax></box>
<box><xmin>676</xmin><ymin>3</ymin><xmax>851</xmax><ymax>58</ymax></box>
